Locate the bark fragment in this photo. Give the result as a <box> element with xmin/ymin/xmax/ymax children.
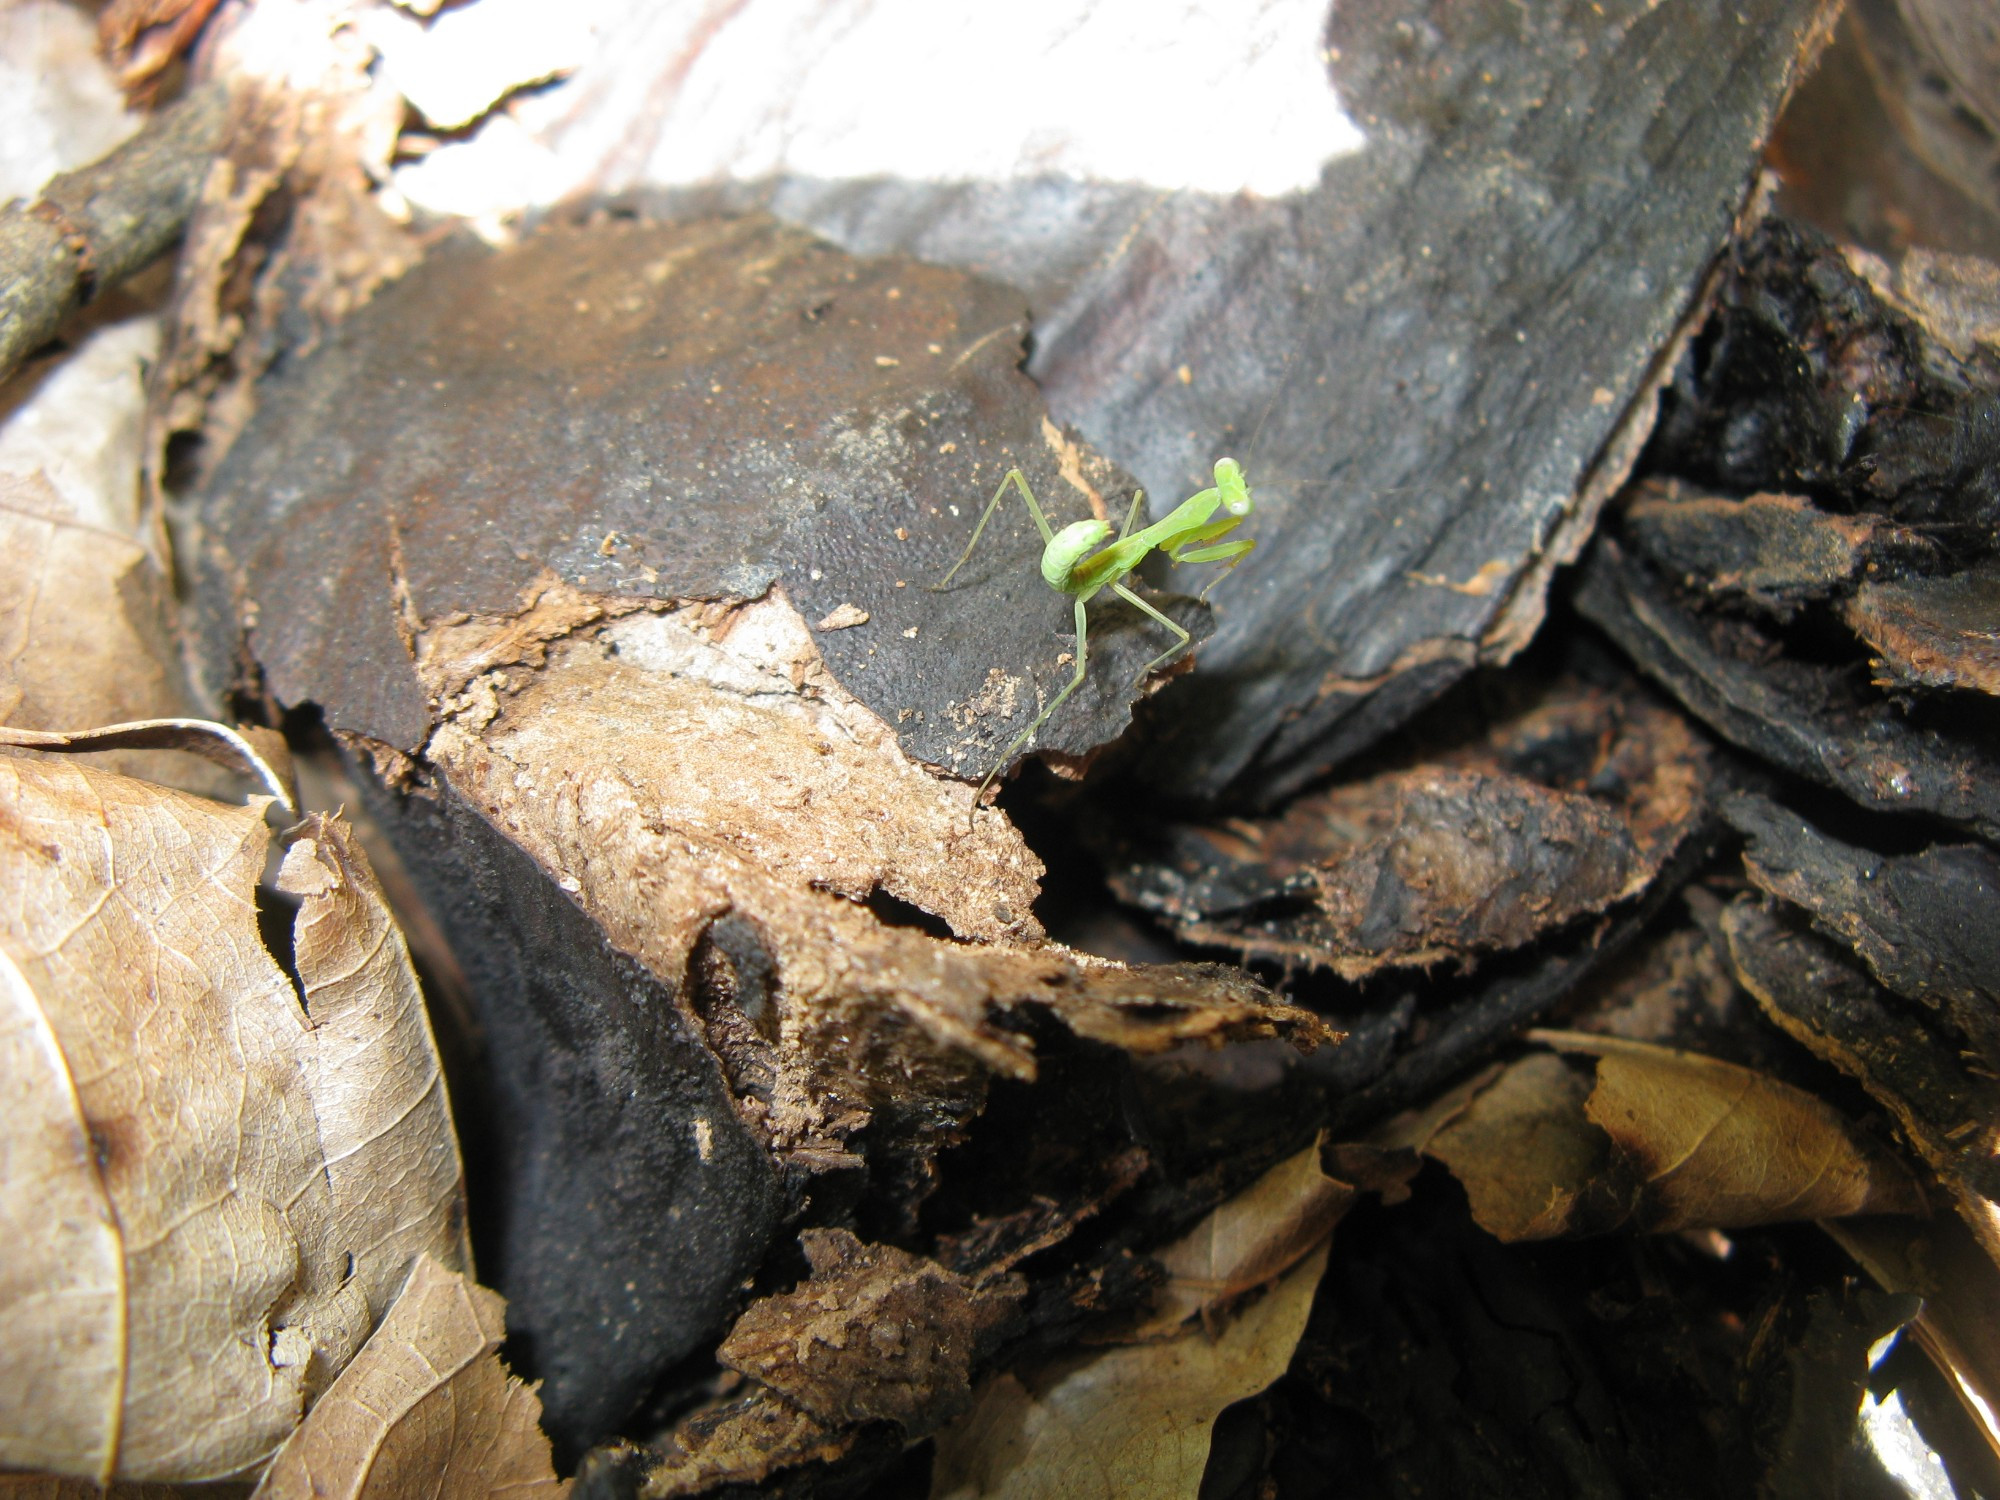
<box><xmin>1109</xmin><ymin>680</ymin><xmax>1707</xmax><ymax>975</ymax></box>
<box><xmin>1724</xmin><ymin>792</ymin><xmax>2000</xmax><ymax>1071</ymax></box>
<box><xmin>718</xmin><ymin>1230</ymin><xmax>1023</xmax><ymax>1432</ymax></box>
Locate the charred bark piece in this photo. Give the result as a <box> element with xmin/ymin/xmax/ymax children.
<box><xmin>1107</xmin><ymin>681</ymin><xmax>1708</xmax><ymax>976</ymax></box>
<box><xmin>1622</xmin><ymin>479</ymin><xmax>1934</xmax><ymax>620</ymax></box>
<box><xmin>366</xmin><ymin>776</ymin><xmax>783</xmax><ymax>1456</ymax></box>
<box><xmin>1720</xmin><ymin>898</ymin><xmax>2000</xmax><ymax>1229</ymax></box>
<box><xmin>1645</xmin><ymin>215</ymin><xmax>2000</xmax><ymax>540</ymax></box>
<box><xmin>627</xmin><ymin>0</ymin><xmax>1842</xmax><ymax>802</ymax></box>
<box><xmin>190</xmin><ymin>212</ymin><xmax>1329</xmax><ymax>1453</ymax></box>
<box><xmin>1845</xmin><ymin>561</ymin><xmax>2000</xmax><ymax>694</ymax></box>
<box><xmin>1586</xmin><ymin>221</ymin><xmax>2000</xmax><ymax>837</ymax></box>
<box><xmin>1723</xmin><ymin>793</ymin><xmax>2000</xmax><ymax>1072</ymax></box>
<box><xmin>1575</xmin><ymin>534</ymin><xmax>2000</xmax><ymax>841</ymax></box>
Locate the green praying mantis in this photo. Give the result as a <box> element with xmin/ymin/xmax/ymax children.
<box><xmin>932</xmin><ymin>456</ymin><xmax>1257</xmax><ymax>819</ymax></box>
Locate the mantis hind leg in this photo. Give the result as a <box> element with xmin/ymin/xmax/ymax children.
<box><xmin>1109</xmin><ymin>580</ymin><xmax>1192</xmax><ymax>681</ymax></box>
<box><xmin>970</xmin><ymin>595</ymin><xmax>1093</xmax><ymax>823</ymax></box>
<box><xmin>932</xmin><ymin>469</ymin><xmax>1058</xmax><ymax>590</ymax></box>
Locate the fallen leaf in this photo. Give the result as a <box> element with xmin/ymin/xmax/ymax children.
<box><xmin>278</xmin><ymin>814</ymin><xmax>471</xmax><ymax>1323</ymax></box>
<box><xmin>1721</xmin><ymin>896</ymin><xmax>2000</xmax><ymax>1267</ymax></box>
<box><xmin>1534</xmin><ymin>1030</ymin><xmax>1925</xmax><ymax>1231</ymax></box>
<box><xmin>252</xmin><ymin>1255</ymin><xmax>566</xmax><ymax>1500</ymax></box>
<box><xmin>0</xmin><ymin>756</ymin><xmax>467</xmax><ymax>1481</ymax></box>
<box><xmin>0</xmin><ymin>317</ymin><xmax>223</xmax><ymax>794</ymax></box>
<box><xmin>1140</xmin><ymin>1136</ymin><xmax>1352</xmax><ymax>1333</ymax></box>
<box><xmin>928</xmin><ymin>1241</ymin><xmax>1328</xmax><ymax>1500</ymax></box>
<box><xmin>1417</xmin><ymin>1053</ymin><xmax>1621</xmax><ymax>1242</ymax></box>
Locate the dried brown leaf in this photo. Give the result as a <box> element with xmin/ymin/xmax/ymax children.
<box><xmin>1419</xmin><ymin>1053</ymin><xmax>1622</xmax><ymax>1242</ymax></box>
<box><xmin>1140</xmin><ymin>1136</ymin><xmax>1352</xmax><ymax>1332</ymax></box>
<box><xmin>279</xmin><ymin>814</ymin><xmax>472</xmax><ymax>1315</ymax></box>
<box><xmin>0</xmin><ymin>718</ymin><xmax>296</xmax><ymax>811</ymax></box>
<box><xmin>1535</xmin><ymin>1030</ymin><xmax>1926</xmax><ymax>1231</ymax></box>
<box><xmin>1721</xmin><ymin>896</ymin><xmax>2000</xmax><ymax>1266</ymax></box>
<box><xmin>0</xmin><ymin>758</ymin><xmax>466</xmax><ymax>1481</ymax></box>
<box><xmin>0</xmin><ymin>465</ymin><xmax>208</xmax><ymax>791</ymax></box>
<box><xmin>928</xmin><ymin>1241</ymin><xmax>1329</xmax><ymax>1500</ymax></box>
<box><xmin>253</xmin><ymin>1255</ymin><xmax>566</xmax><ymax>1500</ymax></box>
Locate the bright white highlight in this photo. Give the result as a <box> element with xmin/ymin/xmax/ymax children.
<box><xmin>393</xmin><ymin>0</ymin><xmax>1364</xmax><ymax>222</ymax></box>
<box><xmin>642</xmin><ymin>0</ymin><xmax>1361</xmax><ymax>195</ymax></box>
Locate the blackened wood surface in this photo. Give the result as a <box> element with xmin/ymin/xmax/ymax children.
<box><xmin>366</xmin><ymin>773</ymin><xmax>783</xmax><ymax>1458</ymax></box>
<box><xmin>192</xmin><ymin>214</ymin><xmax>1205</xmax><ymax>777</ymax></box>
<box><xmin>668</xmin><ymin>0</ymin><xmax>1840</xmax><ymax>802</ymax></box>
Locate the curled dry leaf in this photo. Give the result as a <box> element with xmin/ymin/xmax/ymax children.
<box><xmin>1139</xmin><ymin>1135</ymin><xmax>1353</xmax><ymax>1335</ymax></box>
<box><xmin>1720</xmin><ymin>897</ymin><xmax>2000</xmax><ymax>1265</ymax></box>
<box><xmin>928</xmin><ymin>1241</ymin><xmax>1330</xmax><ymax>1500</ymax></box>
<box><xmin>0</xmin><ymin>318</ymin><xmax>225</xmax><ymax>795</ymax></box>
<box><xmin>0</xmin><ymin>718</ymin><xmax>297</xmax><ymax>812</ymax></box>
<box><xmin>1394</xmin><ymin>1054</ymin><xmax>1622</xmax><ymax>1242</ymax></box>
<box><xmin>0</xmin><ymin>757</ymin><xmax>466</xmax><ymax>1482</ymax></box>
<box><xmin>252</xmin><ymin>1255</ymin><xmax>565</xmax><ymax>1500</ymax></box>
<box><xmin>1536</xmin><ymin>1030</ymin><xmax>1925</xmax><ymax>1232</ymax></box>
<box><xmin>1387</xmin><ymin>1034</ymin><xmax>1923</xmax><ymax>1240</ymax></box>
<box><xmin>920</xmin><ymin>1138</ymin><xmax>1343</xmax><ymax>1499</ymax></box>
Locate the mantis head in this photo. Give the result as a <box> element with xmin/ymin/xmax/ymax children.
<box><xmin>1214</xmin><ymin>457</ymin><xmax>1252</xmax><ymax>516</ymax></box>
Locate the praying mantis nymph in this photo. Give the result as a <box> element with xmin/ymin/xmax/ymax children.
<box><xmin>932</xmin><ymin>457</ymin><xmax>1257</xmax><ymax>822</ymax></box>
